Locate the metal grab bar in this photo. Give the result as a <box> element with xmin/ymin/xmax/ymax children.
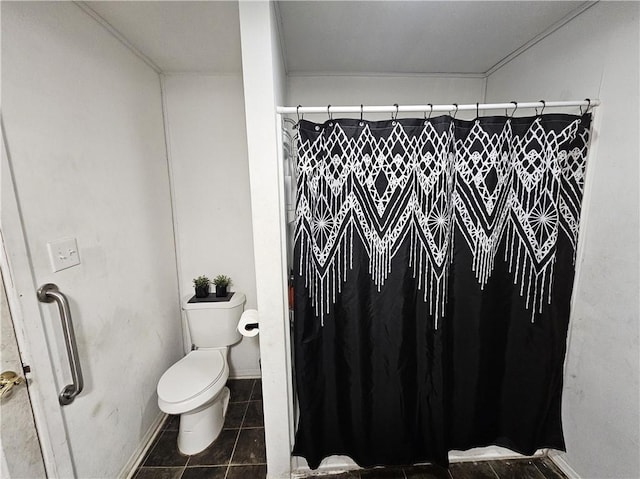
<box><xmin>37</xmin><ymin>283</ymin><xmax>84</xmax><ymax>406</ymax></box>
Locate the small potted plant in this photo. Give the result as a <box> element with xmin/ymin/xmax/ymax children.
<box><xmin>213</xmin><ymin>274</ymin><xmax>232</xmax><ymax>297</ymax></box>
<box><xmin>193</xmin><ymin>275</ymin><xmax>211</xmax><ymax>298</ymax></box>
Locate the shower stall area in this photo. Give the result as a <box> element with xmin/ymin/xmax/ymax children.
<box><xmin>251</xmin><ymin>2</ymin><xmax>639</xmax><ymax>478</ymax></box>
<box><xmin>1</xmin><ymin>2</ymin><xmax>637</xmax><ymax>479</ymax></box>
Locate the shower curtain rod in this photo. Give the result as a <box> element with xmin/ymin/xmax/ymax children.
<box><xmin>276</xmin><ymin>99</ymin><xmax>599</xmax><ymax>115</ymax></box>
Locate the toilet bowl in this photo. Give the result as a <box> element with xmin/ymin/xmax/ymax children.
<box><xmin>157</xmin><ymin>292</ymin><xmax>245</xmax><ymax>455</ymax></box>
<box><xmin>157</xmin><ymin>348</ymin><xmax>230</xmax><ymax>454</ymax></box>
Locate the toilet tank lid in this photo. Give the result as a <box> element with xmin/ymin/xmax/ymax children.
<box><xmin>182</xmin><ymin>292</ymin><xmax>246</xmax><ymax>310</ymax></box>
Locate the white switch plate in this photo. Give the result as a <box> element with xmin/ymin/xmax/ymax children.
<box><xmin>47</xmin><ymin>238</ymin><xmax>81</xmax><ymax>272</ymax></box>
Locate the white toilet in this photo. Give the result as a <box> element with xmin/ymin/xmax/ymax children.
<box><xmin>157</xmin><ymin>292</ymin><xmax>246</xmax><ymax>455</ymax></box>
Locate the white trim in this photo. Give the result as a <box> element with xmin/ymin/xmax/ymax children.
<box><xmin>273</xmin><ymin>1</ymin><xmax>290</xmax><ymax>81</ymax></box>
<box><xmin>120</xmin><ymin>412</ymin><xmax>166</xmax><ymax>479</ymax></box>
<box><xmin>161</xmin><ymin>70</ymin><xmax>244</xmax><ymax>77</ymax></box>
<box><xmin>159</xmin><ymin>75</ymin><xmax>190</xmax><ymax>355</ymax></box>
<box><xmin>238</xmin><ymin>3</ymin><xmax>294</xmax><ymax>477</ymax></box>
<box><xmin>0</xmin><ymin>118</ymin><xmax>76</xmax><ymax>478</ymax></box>
<box><xmin>481</xmin><ymin>76</ymin><xmax>488</xmax><ymax>104</ymax></box>
<box><xmin>286</xmin><ymin>71</ymin><xmax>486</xmax><ymax>79</ymax></box>
<box><xmin>229</xmin><ymin>369</ymin><xmax>262</xmax><ymax>380</ymax></box>
<box><xmin>74</xmin><ymin>1</ymin><xmax>162</xmax><ymax>74</ymax></box>
<box><xmin>485</xmin><ymin>2</ymin><xmax>598</xmax><ymax>76</ymax></box>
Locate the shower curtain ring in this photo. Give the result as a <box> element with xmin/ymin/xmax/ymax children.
<box><xmin>296</xmin><ymin>105</ymin><xmax>303</xmax><ymax>124</ymax></box>
<box><xmin>509</xmin><ymin>101</ymin><xmax>518</xmax><ymax>118</ymax></box>
<box><xmin>452</xmin><ymin>103</ymin><xmax>458</xmax><ymax>119</ymax></box>
<box><xmin>360</xmin><ymin>104</ymin><xmax>364</xmax><ymax>121</ymax></box>
<box><xmin>580</xmin><ymin>98</ymin><xmax>591</xmax><ymax>115</ymax></box>
<box><xmin>425</xmin><ymin>103</ymin><xmax>433</xmax><ymax>120</ymax></box>
<box><xmin>392</xmin><ymin>103</ymin><xmax>399</xmax><ymax>121</ymax></box>
<box><xmin>327</xmin><ymin>105</ymin><xmax>333</xmax><ymax>121</ymax></box>
<box><xmin>476</xmin><ymin>102</ymin><xmax>480</xmax><ymax>121</ymax></box>
<box><xmin>538</xmin><ymin>100</ymin><xmax>546</xmax><ymax>116</ymax></box>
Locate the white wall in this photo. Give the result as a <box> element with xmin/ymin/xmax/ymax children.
<box><xmin>486</xmin><ymin>3</ymin><xmax>640</xmax><ymax>478</ymax></box>
<box><xmin>288</xmin><ymin>75</ymin><xmax>485</xmax><ymax>121</ymax></box>
<box><xmin>239</xmin><ymin>2</ymin><xmax>292</xmax><ymax>478</ymax></box>
<box><xmin>2</xmin><ymin>3</ymin><xmax>182</xmax><ymax>477</ymax></box>
<box><xmin>162</xmin><ymin>73</ymin><xmax>260</xmax><ymax>377</ymax></box>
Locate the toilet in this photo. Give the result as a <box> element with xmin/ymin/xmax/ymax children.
<box><xmin>157</xmin><ymin>292</ymin><xmax>246</xmax><ymax>455</ymax></box>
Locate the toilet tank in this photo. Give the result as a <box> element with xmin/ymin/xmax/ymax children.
<box><xmin>182</xmin><ymin>292</ymin><xmax>246</xmax><ymax>348</ymax></box>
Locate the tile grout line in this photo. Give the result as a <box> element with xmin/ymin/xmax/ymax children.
<box><xmin>178</xmin><ymin>460</ymin><xmax>189</xmax><ymax>479</ymax></box>
<box><xmin>532</xmin><ymin>460</ymin><xmax>553</xmax><ymax>479</ymax></box>
<box><xmin>137</xmin><ymin>382</ymin><xmax>260</xmax><ymax>478</ymax></box>
<box><xmin>487</xmin><ymin>462</ymin><xmax>501</xmax><ymax>479</ymax></box>
<box><xmin>224</xmin><ymin>379</ymin><xmax>255</xmax><ymax>478</ymax></box>
<box><xmin>249</xmin><ymin>377</ymin><xmax>258</xmax><ymax>401</ymax></box>
<box><xmin>224</xmin><ymin>426</ymin><xmax>242</xmax><ymax>479</ymax></box>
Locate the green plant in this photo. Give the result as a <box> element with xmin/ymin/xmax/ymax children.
<box><xmin>193</xmin><ymin>275</ymin><xmax>211</xmax><ymax>288</ymax></box>
<box><xmin>213</xmin><ymin>274</ymin><xmax>232</xmax><ymax>287</ymax></box>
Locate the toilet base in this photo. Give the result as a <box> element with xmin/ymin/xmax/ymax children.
<box><xmin>177</xmin><ymin>386</ymin><xmax>230</xmax><ymax>455</ymax></box>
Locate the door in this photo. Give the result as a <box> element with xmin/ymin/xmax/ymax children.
<box><xmin>0</xmin><ymin>270</ymin><xmax>47</xmax><ymax>478</ymax></box>
<box><xmin>1</xmin><ymin>117</ymin><xmax>75</xmax><ymax>478</ymax></box>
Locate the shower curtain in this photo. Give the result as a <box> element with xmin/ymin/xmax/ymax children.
<box><xmin>292</xmin><ymin>112</ymin><xmax>592</xmax><ymax>469</ymax></box>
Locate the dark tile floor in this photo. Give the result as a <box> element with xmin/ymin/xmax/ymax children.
<box><xmin>134</xmin><ymin>379</ymin><xmax>567</xmax><ymax>479</ymax></box>
<box><xmin>134</xmin><ymin>379</ymin><xmax>265</xmax><ymax>479</ymax></box>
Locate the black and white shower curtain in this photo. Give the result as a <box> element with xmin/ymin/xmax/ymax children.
<box><xmin>292</xmin><ymin>112</ymin><xmax>592</xmax><ymax>469</ymax></box>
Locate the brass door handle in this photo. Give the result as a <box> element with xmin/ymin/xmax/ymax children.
<box><xmin>0</xmin><ymin>371</ymin><xmax>25</xmax><ymax>399</ymax></box>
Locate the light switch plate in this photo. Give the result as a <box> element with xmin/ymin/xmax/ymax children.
<box><xmin>47</xmin><ymin>238</ymin><xmax>80</xmax><ymax>272</ymax></box>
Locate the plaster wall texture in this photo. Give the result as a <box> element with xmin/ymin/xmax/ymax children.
<box><xmin>2</xmin><ymin>3</ymin><xmax>182</xmax><ymax>477</ymax></box>
<box><xmin>162</xmin><ymin>73</ymin><xmax>260</xmax><ymax>377</ymax></box>
<box><xmin>287</xmin><ymin>74</ymin><xmax>485</xmax><ymax>122</ymax></box>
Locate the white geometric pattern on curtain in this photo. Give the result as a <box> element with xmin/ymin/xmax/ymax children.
<box><xmin>295</xmin><ymin>116</ymin><xmax>590</xmax><ymax>326</ymax></box>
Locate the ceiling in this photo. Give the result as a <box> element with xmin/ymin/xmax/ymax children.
<box><xmin>87</xmin><ymin>1</ymin><xmax>243</xmax><ymax>73</ymax></box>
<box><xmin>85</xmin><ymin>1</ymin><xmax>591</xmax><ymax>75</ymax></box>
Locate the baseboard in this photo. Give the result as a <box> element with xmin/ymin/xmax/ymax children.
<box><xmin>548</xmin><ymin>451</ymin><xmax>581</xmax><ymax>479</ymax></box>
<box><xmin>230</xmin><ymin>368</ymin><xmax>262</xmax><ymax>379</ymax></box>
<box><xmin>119</xmin><ymin>411</ymin><xmax>167</xmax><ymax>479</ymax></box>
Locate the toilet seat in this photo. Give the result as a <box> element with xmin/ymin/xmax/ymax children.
<box><xmin>157</xmin><ymin>349</ymin><xmax>228</xmax><ymax>415</ymax></box>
